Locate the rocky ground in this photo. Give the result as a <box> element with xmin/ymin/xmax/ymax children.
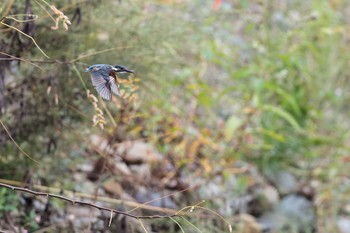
<box><xmin>2</xmin><ymin>135</ymin><xmax>349</xmax><ymax>232</ymax></box>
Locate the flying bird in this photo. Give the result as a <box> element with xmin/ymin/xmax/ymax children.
<box><xmin>85</xmin><ymin>64</ymin><xmax>134</xmax><ymax>101</ymax></box>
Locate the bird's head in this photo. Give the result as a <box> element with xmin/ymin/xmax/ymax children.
<box><xmin>112</xmin><ymin>65</ymin><xmax>134</xmax><ymax>74</ymax></box>
<box><xmin>85</xmin><ymin>66</ymin><xmax>94</xmax><ymax>73</ymax></box>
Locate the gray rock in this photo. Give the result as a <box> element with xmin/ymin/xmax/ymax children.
<box><xmin>250</xmin><ymin>185</ymin><xmax>279</xmax><ymax>216</ymax></box>
<box><xmin>198</xmin><ymin>174</ymin><xmax>253</xmax><ymax>216</ymax></box>
<box><xmin>129</xmin><ymin>163</ymin><xmax>151</xmax><ymax>180</ymax></box>
<box><xmin>199</xmin><ymin>176</ymin><xmax>228</xmax><ymax>199</ymax></box>
<box><xmin>259</xmin><ymin>194</ymin><xmax>315</xmax><ymax>232</ymax></box>
<box><xmin>75</xmin><ymin>180</ymin><xmax>104</xmax><ymax>195</ymax></box>
<box><xmin>338</xmin><ymin>216</ymin><xmax>350</xmax><ymax>233</ymax></box>
<box><xmin>114</xmin><ymin>161</ymin><xmax>132</xmax><ymax>175</ymax></box>
<box><xmin>67</xmin><ymin>206</ymin><xmax>100</xmax><ymax>229</ymax></box>
<box><xmin>115</xmin><ymin>140</ymin><xmax>163</xmax><ymax>163</ymax></box>
<box><xmin>135</xmin><ymin>187</ymin><xmax>177</xmax><ymax>209</ymax></box>
<box><xmin>33</xmin><ymin>198</ymin><xmax>47</xmax><ymax>212</ymax></box>
<box><xmin>270</xmin><ymin>171</ymin><xmax>298</xmax><ymax>195</ymax></box>
<box><xmin>76</xmin><ymin>163</ymin><xmax>93</xmax><ymax>172</ymax></box>
<box><xmin>261</xmin><ymin>185</ymin><xmax>279</xmax><ymax>206</ymax></box>
<box><xmin>199</xmin><ymin>175</ymin><xmax>239</xmax><ymax>199</ymax></box>
<box><xmin>90</xmin><ymin>135</ymin><xmax>114</xmax><ymax>154</ymax></box>
<box><xmin>236</xmin><ymin>214</ymin><xmax>262</xmax><ymax>233</ymax></box>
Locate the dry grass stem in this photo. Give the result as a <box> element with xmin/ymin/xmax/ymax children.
<box><xmin>87</xmin><ymin>90</ymin><xmax>107</xmax><ymax>129</ymax></box>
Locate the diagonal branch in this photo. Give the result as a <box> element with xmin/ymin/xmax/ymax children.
<box><xmin>0</xmin><ymin>182</ymin><xmax>186</xmax><ymax>220</ymax></box>
<box><xmin>0</xmin><ymin>51</ymin><xmax>44</xmax><ymax>70</ymax></box>
<box><xmin>0</xmin><ymin>21</ymin><xmax>49</xmax><ymax>58</ymax></box>
<box><xmin>0</xmin><ymin>119</ymin><xmax>39</xmax><ymax>164</ymax></box>
<box><xmin>0</xmin><ymin>181</ymin><xmax>232</xmax><ymax>231</ymax></box>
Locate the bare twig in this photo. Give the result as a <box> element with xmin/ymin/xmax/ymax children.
<box><xmin>169</xmin><ymin>216</ymin><xmax>185</xmax><ymax>233</ymax></box>
<box><xmin>137</xmin><ymin>219</ymin><xmax>149</xmax><ymax>233</ymax></box>
<box><xmin>108</xmin><ymin>210</ymin><xmax>114</xmax><ymax>226</ymax></box>
<box><xmin>0</xmin><ymin>119</ymin><xmax>39</xmax><ymax>164</ymax></box>
<box><xmin>0</xmin><ymin>21</ymin><xmax>49</xmax><ymax>58</ymax></box>
<box><xmin>0</xmin><ymin>51</ymin><xmax>44</xmax><ymax>70</ymax></box>
<box><xmin>180</xmin><ymin>216</ymin><xmax>203</xmax><ymax>233</ymax></box>
<box><xmin>0</xmin><ymin>178</ymin><xmax>177</xmax><ymax>214</ymax></box>
<box><xmin>0</xmin><ymin>182</ymin><xmax>232</xmax><ymax>230</ymax></box>
<box><xmin>0</xmin><ymin>182</ymin><xmax>181</xmax><ymax>220</ymax></box>
<box><xmin>0</xmin><ymin>0</ymin><xmax>14</xmax><ymax>22</ymax></box>
<box><xmin>0</xmin><ymin>56</ymin><xmax>76</xmax><ymax>65</ymax></box>
<box><xmin>70</xmin><ymin>46</ymin><xmax>131</xmax><ymax>62</ymax></box>
<box><xmin>127</xmin><ymin>186</ymin><xmax>192</xmax><ymax>214</ymax></box>
<box><xmin>5</xmin><ymin>14</ymin><xmax>38</xmax><ymax>23</ymax></box>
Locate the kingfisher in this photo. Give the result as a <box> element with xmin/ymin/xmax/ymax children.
<box><xmin>85</xmin><ymin>64</ymin><xmax>134</xmax><ymax>101</ymax></box>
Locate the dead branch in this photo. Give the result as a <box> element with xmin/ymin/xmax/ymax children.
<box><xmin>0</xmin><ymin>181</ymin><xmax>185</xmax><ymax>220</ymax></box>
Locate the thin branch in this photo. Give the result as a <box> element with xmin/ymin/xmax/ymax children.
<box><xmin>0</xmin><ymin>178</ymin><xmax>178</xmax><ymax>214</ymax></box>
<box><xmin>169</xmin><ymin>216</ymin><xmax>185</xmax><ymax>233</ymax></box>
<box><xmin>137</xmin><ymin>219</ymin><xmax>149</xmax><ymax>233</ymax></box>
<box><xmin>0</xmin><ymin>181</ymin><xmax>233</xmax><ymax>230</ymax></box>
<box><xmin>180</xmin><ymin>216</ymin><xmax>203</xmax><ymax>233</ymax></box>
<box><xmin>0</xmin><ymin>56</ymin><xmax>76</xmax><ymax>65</ymax></box>
<box><xmin>99</xmin><ymin>96</ymin><xmax>117</xmax><ymax>127</ymax></box>
<box><xmin>0</xmin><ymin>119</ymin><xmax>39</xmax><ymax>164</ymax></box>
<box><xmin>0</xmin><ymin>51</ymin><xmax>44</xmax><ymax>70</ymax></box>
<box><xmin>33</xmin><ymin>0</ymin><xmax>56</xmax><ymax>22</ymax></box>
<box><xmin>0</xmin><ymin>54</ymin><xmax>88</xmax><ymax>73</ymax></box>
<box><xmin>5</xmin><ymin>14</ymin><xmax>38</xmax><ymax>23</ymax></box>
<box><xmin>70</xmin><ymin>46</ymin><xmax>131</xmax><ymax>62</ymax></box>
<box><xmin>0</xmin><ymin>182</ymin><xmax>180</xmax><ymax>220</ymax></box>
<box><xmin>108</xmin><ymin>210</ymin><xmax>114</xmax><ymax>227</ymax></box>
<box><xmin>73</xmin><ymin>64</ymin><xmax>88</xmax><ymax>90</ymax></box>
<box><xmin>0</xmin><ymin>0</ymin><xmax>14</xmax><ymax>22</ymax></box>
<box><xmin>127</xmin><ymin>186</ymin><xmax>193</xmax><ymax>214</ymax></box>
<box><xmin>0</xmin><ymin>46</ymin><xmax>133</xmax><ymax>68</ymax></box>
<box><xmin>188</xmin><ymin>205</ymin><xmax>232</xmax><ymax>232</ymax></box>
<box><xmin>0</xmin><ymin>21</ymin><xmax>50</xmax><ymax>58</ymax></box>
<box><xmin>175</xmin><ymin>200</ymin><xmax>205</xmax><ymax>215</ymax></box>
<box><xmin>59</xmin><ymin>97</ymin><xmax>93</xmax><ymax>121</ymax></box>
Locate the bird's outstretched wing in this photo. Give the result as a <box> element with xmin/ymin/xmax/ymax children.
<box><xmin>90</xmin><ymin>70</ymin><xmax>112</xmax><ymax>101</ymax></box>
<box><xmin>95</xmin><ymin>82</ymin><xmax>112</xmax><ymax>101</ymax></box>
<box><xmin>108</xmin><ymin>77</ymin><xmax>121</xmax><ymax>96</ymax></box>
<box><xmin>90</xmin><ymin>69</ymin><xmax>121</xmax><ymax>101</ymax></box>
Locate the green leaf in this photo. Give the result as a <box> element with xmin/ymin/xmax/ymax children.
<box><xmin>224</xmin><ymin>116</ymin><xmax>243</xmax><ymax>141</ymax></box>
<box><xmin>197</xmin><ymin>90</ymin><xmax>213</xmax><ymax>107</ymax></box>
<box><xmin>262</xmin><ymin>105</ymin><xmax>303</xmax><ymax>132</ymax></box>
<box><xmin>265</xmin><ymin>82</ymin><xmax>302</xmax><ymax>117</ymax></box>
<box><xmin>259</xmin><ymin>128</ymin><xmax>286</xmax><ymax>142</ymax></box>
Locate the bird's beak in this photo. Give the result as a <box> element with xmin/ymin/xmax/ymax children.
<box><xmin>85</xmin><ymin>68</ymin><xmax>90</xmax><ymax>72</ymax></box>
<box><xmin>123</xmin><ymin>68</ymin><xmax>134</xmax><ymax>73</ymax></box>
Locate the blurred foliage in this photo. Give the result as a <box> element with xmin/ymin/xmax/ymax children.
<box><xmin>0</xmin><ymin>188</ymin><xmax>17</xmax><ymax>215</ymax></box>
<box><xmin>1</xmin><ymin>0</ymin><xmax>350</xmax><ymax>232</ymax></box>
